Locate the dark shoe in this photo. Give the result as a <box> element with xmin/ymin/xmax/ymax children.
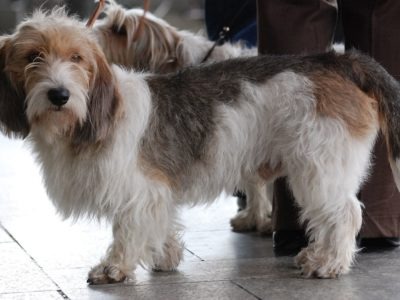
<box><xmin>273</xmin><ymin>230</ymin><xmax>308</xmax><ymax>256</ymax></box>
<box><xmin>359</xmin><ymin>237</ymin><xmax>400</xmax><ymax>252</ymax></box>
<box><xmin>234</xmin><ymin>190</ymin><xmax>247</xmax><ymax>211</ymax></box>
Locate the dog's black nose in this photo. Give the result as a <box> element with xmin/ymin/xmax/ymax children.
<box><xmin>47</xmin><ymin>87</ymin><xmax>70</xmax><ymax>107</ymax></box>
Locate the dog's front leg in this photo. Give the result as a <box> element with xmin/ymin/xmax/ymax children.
<box><xmin>88</xmin><ymin>217</ymin><xmax>139</xmax><ymax>284</ymax></box>
<box><xmin>87</xmin><ymin>201</ymin><xmax>184</xmax><ymax>284</ymax></box>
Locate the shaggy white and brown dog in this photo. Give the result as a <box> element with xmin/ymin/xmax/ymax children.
<box><xmin>93</xmin><ymin>1</ymin><xmax>270</xmax><ymax>234</ymax></box>
<box><xmin>1</xmin><ymin>9</ymin><xmax>400</xmax><ymax>284</ymax></box>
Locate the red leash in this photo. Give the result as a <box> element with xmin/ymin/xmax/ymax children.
<box><xmin>86</xmin><ymin>0</ymin><xmax>151</xmax><ymax>40</ymax></box>
<box><xmin>86</xmin><ymin>0</ymin><xmax>106</xmax><ymax>28</ymax></box>
<box><xmin>132</xmin><ymin>0</ymin><xmax>150</xmax><ymax>43</ymax></box>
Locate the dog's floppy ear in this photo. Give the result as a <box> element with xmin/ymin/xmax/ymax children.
<box><xmin>126</xmin><ymin>16</ymin><xmax>181</xmax><ymax>73</ymax></box>
<box><xmin>0</xmin><ymin>36</ymin><xmax>29</xmax><ymax>138</ymax></box>
<box><xmin>144</xmin><ymin>19</ymin><xmax>181</xmax><ymax>73</ymax></box>
<box><xmin>72</xmin><ymin>48</ymin><xmax>121</xmax><ymax>150</ymax></box>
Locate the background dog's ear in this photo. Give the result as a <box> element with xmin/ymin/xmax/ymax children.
<box><xmin>0</xmin><ymin>36</ymin><xmax>29</xmax><ymax>138</ymax></box>
<box><xmin>72</xmin><ymin>49</ymin><xmax>121</xmax><ymax>149</ymax></box>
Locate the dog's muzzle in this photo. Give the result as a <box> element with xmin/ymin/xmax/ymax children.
<box><xmin>47</xmin><ymin>87</ymin><xmax>70</xmax><ymax>107</ymax></box>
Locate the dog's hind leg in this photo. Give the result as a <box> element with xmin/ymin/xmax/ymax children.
<box><xmin>293</xmin><ymin>190</ymin><xmax>362</xmax><ymax>278</ymax></box>
<box><xmin>287</xmin><ymin>136</ymin><xmax>374</xmax><ymax>278</ymax></box>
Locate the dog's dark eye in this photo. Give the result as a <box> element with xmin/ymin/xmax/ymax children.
<box><xmin>26</xmin><ymin>51</ymin><xmax>42</xmax><ymax>63</ymax></box>
<box><xmin>111</xmin><ymin>24</ymin><xmax>127</xmax><ymax>36</ymax></box>
<box><xmin>71</xmin><ymin>54</ymin><xmax>82</xmax><ymax>63</ymax></box>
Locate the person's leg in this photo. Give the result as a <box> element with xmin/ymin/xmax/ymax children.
<box><xmin>342</xmin><ymin>0</ymin><xmax>400</xmax><ymax>80</ymax></box>
<box><xmin>360</xmin><ymin>135</ymin><xmax>400</xmax><ymax>246</ymax></box>
<box><xmin>342</xmin><ymin>0</ymin><xmax>400</xmax><ymax>245</ymax></box>
<box><xmin>257</xmin><ymin>0</ymin><xmax>337</xmax><ymax>254</ymax></box>
<box><xmin>205</xmin><ymin>0</ymin><xmax>257</xmax><ymax>44</ymax></box>
<box><xmin>257</xmin><ymin>0</ymin><xmax>337</xmax><ymax>55</ymax></box>
<box><xmin>271</xmin><ymin>178</ymin><xmax>308</xmax><ymax>255</ymax></box>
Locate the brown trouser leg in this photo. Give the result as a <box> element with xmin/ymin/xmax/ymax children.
<box><xmin>257</xmin><ymin>0</ymin><xmax>337</xmax><ymax>55</ymax></box>
<box><xmin>343</xmin><ymin>0</ymin><xmax>400</xmax><ymax>237</ymax></box>
<box><xmin>257</xmin><ymin>0</ymin><xmax>337</xmax><ymax>231</ymax></box>
<box><xmin>257</xmin><ymin>0</ymin><xmax>400</xmax><ymax>237</ymax></box>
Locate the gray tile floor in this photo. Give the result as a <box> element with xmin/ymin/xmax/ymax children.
<box><xmin>1</xmin><ymin>134</ymin><xmax>400</xmax><ymax>300</ymax></box>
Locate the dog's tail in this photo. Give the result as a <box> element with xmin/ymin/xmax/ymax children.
<box><xmin>343</xmin><ymin>50</ymin><xmax>400</xmax><ymax>189</ymax></box>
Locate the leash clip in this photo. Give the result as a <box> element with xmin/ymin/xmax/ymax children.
<box><xmin>201</xmin><ymin>26</ymin><xmax>231</xmax><ymax>63</ymax></box>
<box><xmin>218</xmin><ymin>26</ymin><xmax>230</xmax><ymax>44</ymax></box>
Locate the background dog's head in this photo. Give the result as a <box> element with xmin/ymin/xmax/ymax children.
<box><xmin>94</xmin><ymin>2</ymin><xmax>183</xmax><ymax>73</ymax></box>
<box><xmin>94</xmin><ymin>1</ymin><xmax>250</xmax><ymax>74</ymax></box>
<box><xmin>0</xmin><ymin>8</ymin><xmax>121</xmax><ymax>148</ymax></box>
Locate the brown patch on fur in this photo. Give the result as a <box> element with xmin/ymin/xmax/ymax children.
<box><xmin>32</xmin><ymin>108</ymin><xmax>79</xmax><ymax>137</ymax></box>
<box><xmin>312</xmin><ymin>71</ymin><xmax>378</xmax><ymax>137</ymax></box>
<box><xmin>138</xmin><ymin>155</ymin><xmax>175</xmax><ymax>188</ymax></box>
<box><xmin>258</xmin><ymin>163</ymin><xmax>282</xmax><ymax>181</ymax></box>
<box><xmin>71</xmin><ymin>43</ymin><xmax>124</xmax><ymax>152</ymax></box>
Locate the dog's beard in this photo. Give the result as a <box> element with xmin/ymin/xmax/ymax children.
<box><xmin>26</xmin><ymin>83</ymin><xmax>88</xmax><ymax>143</ymax></box>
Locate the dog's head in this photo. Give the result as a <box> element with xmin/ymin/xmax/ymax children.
<box><xmin>94</xmin><ymin>3</ymin><xmax>182</xmax><ymax>73</ymax></box>
<box><xmin>0</xmin><ymin>8</ymin><xmax>121</xmax><ymax>148</ymax></box>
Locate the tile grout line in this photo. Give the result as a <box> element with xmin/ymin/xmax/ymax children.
<box><xmin>0</xmin><ymin>289</ymin><xmax>69</xmax><ymax>298</ymax></box>
<box><xmin>184</xmin><ymin>247</ymin><xmax>205</xmax><ymax>261</ymax></box>
<box><xmin>231</xmin><ymin>280</ymin><xmax>263</xmax><ymax>300</ymax></box>
<box><xmin>0</xmin><ymin>224</ymin><xmax>72</xmax><ymax>300</ymax></box>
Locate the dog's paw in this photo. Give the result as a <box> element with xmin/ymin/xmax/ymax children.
<box><xmin>255</xmin><ymin>218</ymin><xmax>273</xmax><ymax>235</ymax></box>
<box><xmin>152</xmin><ymin>261</ymin><xmax>179</xmax><ymax>272</ymax></box>
<box><xmin>230</xmin><ymin>211</ymin><xmax>272</xmax><ymax>234</ymax></box>
<box><xmin>152</xmin><ymin>236</ymin><xmax>184</xmax><ymax>272</ymax></box>
<box><xmin>87</xmin><ymin>264</ymin><xmax>128</xmax><ymax>285</ymax></box>
<box><xmin>295</xmin><ymin>247</ymin><xmax>348</xmax><ymax>279</ymax></box>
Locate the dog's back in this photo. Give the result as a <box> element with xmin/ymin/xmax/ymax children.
<box><xmin>138</xmin><ymin>51</ymin><xmax>385</xmax><ymax>201</ymax></box>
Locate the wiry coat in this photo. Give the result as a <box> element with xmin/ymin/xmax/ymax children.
<box><xmin>94</xmin><ymin>1</ymin><xmax>270</xmax><ymax>234</ymax></box>
<box><xmin>1</xmin><ymin>10</ymin><xmax>400</xmax><ymax>283</ymax></box>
